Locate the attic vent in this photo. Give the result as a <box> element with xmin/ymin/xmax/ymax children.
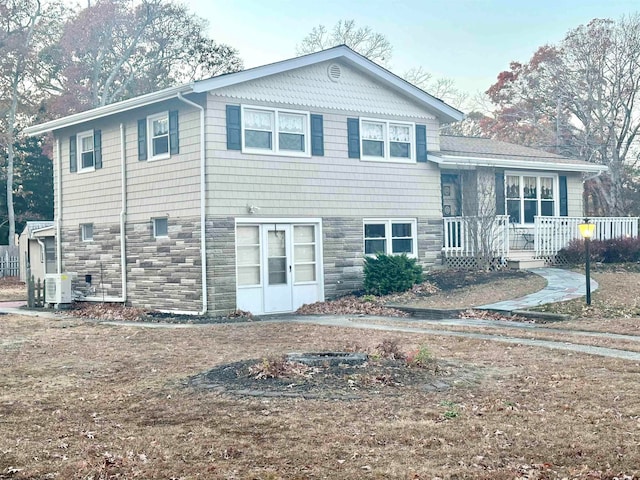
<box><xmin>327</xmin><ymin>63</ymin><xmax>342</xmax><ymax>82</ymax></box>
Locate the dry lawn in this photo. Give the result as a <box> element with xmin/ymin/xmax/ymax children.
<box><xmin>1</xmin><ymin>313</ymin><xmax>639</xmax><ymax>479</ymax></box>
<box><xmin>0</xmin><ymin>277</ymin><xmax>26</xmax><ymax>301</ymax></box>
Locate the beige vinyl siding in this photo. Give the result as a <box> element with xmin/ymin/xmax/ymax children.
<box><xmin>565</xmin><ymin>172</ymin><xmax>584</xmax><ymax>217</ymax></box>
<box><xmin>56</xmin><ymin>121</ymin><xmax>122</xmax><ymax>224</ymax></box>
<box><xmin>206</xmin><ymin>96</ymin><xmax>442</xmax><ymax>218</ymax></box>
<box><xmin>54</xmin><ymin>98</ymin><xmax>203</xmax><ymax>225</ymax></box>
<box><xmin>124</xmin><ymin>100</ymin><xmax>202</xmax><ymax>223</ymax></box>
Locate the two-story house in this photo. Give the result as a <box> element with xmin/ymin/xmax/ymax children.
<box><xmin>25</xmin><ymin>45</ymin><xmax>615</xmax><ymax>316</ymax></box>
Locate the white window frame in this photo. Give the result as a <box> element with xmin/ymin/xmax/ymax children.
<box><xmin>153</xmin><ymin>217</ymin><xmax>168</xmax><ymax>238</ymax></box>
<box><xmin>360</xmin><ymin>118</ymin><xmax>415</xmax><ymax>163</ymax></box>
<box><xmin>363</xmin><ymin>219</ymin><xmax>418</xmax><ymax>257</ymax></box>
<box><xmin>505</xmin><ymin>172</ymin><xmax>559</xmax><ymax>225</ymax></box>
<box><xmin>147</xmin><ymin>112</ymin><xmax>170</xmax><ymax>161</ymax></box>
<box><xmin>77</xmin><ymin>130</ymin><xmax>95</xmax><ymax>172</ymax></box>
<box><xmin>241</xmin><ymin>105</ymin><xmax>311</xmax><ymax>157</ymax></box>
<box><xmin>236</xmin><ymin>224</ymin><xmax>262</xmax><ymax>288</ymax></box>
<box><xmin>80</xmin><ymin>223</ymin><xmax>93</xmax><ymax>242</ymax></box>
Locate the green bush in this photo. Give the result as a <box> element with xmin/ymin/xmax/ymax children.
<box><xmin>363</xmin><ymin>253</ymin><xmax>423</xmax><ymax>296</ymax></box>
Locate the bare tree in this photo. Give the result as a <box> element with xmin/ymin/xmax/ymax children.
<box><xmin>0</xmin><ymin>0</ymin><xmax>66</xmax><ymax>245</ymax></box>
<box><xmin>297</xmin><ymin>19</ymin><xmax>468</xmax><ymax>109</ymax></box>
<box><xmin>404</xmin><ymin>66</ymin><xmax>468</xmax><ymax>109</ymax></box>
<box><xmin>485</xmin><ymin>15</ymin><xmax>640</xmax><ymax>215</ymax></box>
<box><xmin>461</xmin><ymin>169</ymin><xmax>507</xmax><ymax>269</ymax></box>
<box><xmin>296</xmin><ymin>19</ymin><xmax>392</xmax><ymax>66</ymax></box>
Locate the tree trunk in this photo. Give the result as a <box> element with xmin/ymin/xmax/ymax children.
<box><xmin>6</xmin><ymin>78</ymin><xmax>19</xmax><ymax>247</ymax></box>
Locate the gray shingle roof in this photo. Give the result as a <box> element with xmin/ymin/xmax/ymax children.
<box><xmin>438</xmin><ymin>135</ymin><xmax>595</xmax><ymax>167</ymax></box>
<box><xmin>21</xmin><ymin>221</ymin><xmax>55</xmax><ymax>237</ymax></box>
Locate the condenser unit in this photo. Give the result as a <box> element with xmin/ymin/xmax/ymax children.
<box><xmin>45</xmin><ymin>273</ymin><xmax>72</xmax><ymax>305</ymax></box>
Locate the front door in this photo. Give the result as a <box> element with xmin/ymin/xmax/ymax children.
<box><xmin>441</xmin><ymin>174</ymin><xmax>462</xmax><ymax>217</ymax></box>
<box><xmin>263</xmin><ymin>225</ymin><xmax>293</xmax><ymax>313</ymax></box>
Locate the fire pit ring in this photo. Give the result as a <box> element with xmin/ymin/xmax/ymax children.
<box><xmin>286</xmin><ymin>352</ymin><xmax>368</xmax><ymax>367</ymax></box>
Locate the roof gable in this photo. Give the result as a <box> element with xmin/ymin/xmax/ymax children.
<box><xmin>194</xmin><ymin>45</ymin><xmax>463</xmax><ymax>123</ymax></box>
<box><xmin>210</xmin><ymin>59</ymin><xmax>437</xmax><ymax>119</ymax></box>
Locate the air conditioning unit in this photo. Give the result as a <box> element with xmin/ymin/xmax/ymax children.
<box><xmin>45</xmin><ymin>273</ymin><xmax>72</xmax><ymax>305</ymax></box>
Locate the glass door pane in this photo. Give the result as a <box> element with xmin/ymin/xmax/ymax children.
<box><xmin>268</xmin><ymin>230</ymin><xmax>287</xmax><ymax>285</ymax></box>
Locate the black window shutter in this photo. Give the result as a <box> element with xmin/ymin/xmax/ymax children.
<box><xmin>347</xmin><ymin>118</ymin><xmax>360</xmax><ymax>158</ymax></box>
<box><xmin>138</xmin><ymin>119</ymin><xmax>147</xmax><ymax>161</ymax></box>
<box><xmin>495</xmin><ymin>171</ymin><xmax>505</xmax><ymax>216</ymax></box>
<box><xmin>93</xmin><ymin>130</ymin><xmax>102</xmax><ymax>169</ymax></box>
<box><xmin>559</xmin><ymin>175</ymin><xmax>568</xmax><ymax>216</ymax></box>
<box><xmin>226</xmin><ymin>105</ymin><xmax>241</xmax><ymax>150</ymax></box>
<box><xmin>310</xmin><ymin>114</ymin><xmax>324</xmax><ymax>156</ymax></box>
<box><xmin>69</xmin><ymin>135</ymin><xmax>77</xmax><ymax>172</ymax></box>
<box><xmin>416</xmin><ymin>124</ymin><xmax>427</xmax><ymax>162</ymax></box>
<box><xmin>169</xmin><ymin>110</ymin><xmax>179</xmax><ymax>155</ymax></box>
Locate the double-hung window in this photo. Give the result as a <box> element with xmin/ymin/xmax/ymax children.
<box><xmin>148</xmin><ymin>112</ymin><xmax>170</xmax><ymax>159</ymax></box>
<box><xmin>506</xmin><ymin>174</ymin><xmax>557</xmax><ymax>224</ymax></box>
<box><xmin>360</xmin><ymin>119</ymin><xmax>414</xmax><ymax>162</ymax></box>
<box><xmin>77</xmin><ymin>131</ymin><xmax>95</xmax><ymax>170</ymax></box>
<box><xmin>364</xmin><ymin>219</ymin><xmax>417</xmax><ymax>256</ymax></box>
<box><xmin>242</xmin><ymin>106</ymin><xmax>310</xmax><ymax>156</ymax></box>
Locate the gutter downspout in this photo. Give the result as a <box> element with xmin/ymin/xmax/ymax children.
<box><xmin>55</xmin><ymin>138</ymin><xmax>62</xmax><ymax>274</ymax></box>
<box><xmin>177</xmin><ymin>92</ymin><xmax>207</xmax><ymax>315</ymax></box>
<box><xmin>119</xmin><ymin>123</ymin><xmax>127</xmax><ymax>302</ymax></box>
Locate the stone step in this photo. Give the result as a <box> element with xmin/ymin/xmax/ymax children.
<box><xmin>507</xmin><ymin>258</ymin><xmax>546</xmax><ymax>270</ymax></box>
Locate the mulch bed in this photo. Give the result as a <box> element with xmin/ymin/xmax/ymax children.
<box><xmin>188</xmin><ymin>356</ymin><xmax>478</xmax><ymax>400</ymax></box>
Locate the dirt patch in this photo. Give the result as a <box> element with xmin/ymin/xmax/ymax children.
<box><xmin>189</xmin><ymin>356</ymin><xmax>477</xmax><ymax>399</ymax></box>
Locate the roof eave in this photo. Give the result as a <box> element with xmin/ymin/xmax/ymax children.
<box><xmin>24</xmin><ymin>84</ymin><xmax>194</xmax><ymax>136</ymax></box>
<box><xmin>193</xmin><ymin>46</ymin><xmax>464</xmax><ymax>124</ymax></box>
<box><xmin>430</xmin><ymin>154</ymin><xmax>608</xmax><ymax>173</ymax></box>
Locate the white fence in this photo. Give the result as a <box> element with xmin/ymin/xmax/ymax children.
<box><xmin>534</xmin><ymin>216</ymin><xmax>639</xmax><ymax>256</ymax></box>
<box><xmin>443</xmin><ymin>216</ymin><xmax>639</xmax><ymax>258</ymax></box>
<box><xmin>0</xmin><ymin>246</ymin><xmax>20</xmax><ymax>277</ymax></box>
<box><xmin>442</xmin><ymin>215</ymin><xmax>510</xmax><ymax>257</ymax></box>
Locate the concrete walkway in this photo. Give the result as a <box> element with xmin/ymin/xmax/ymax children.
<box><xmin>476</xmin><ymin>267</ymin><xmax>597</xmax><ymax>311</ymax></box>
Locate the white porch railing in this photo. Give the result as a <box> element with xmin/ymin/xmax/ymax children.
<box><xmin>534</xmin><ymin>216</ymin><xmax>639</xmax><ymax>256</ymax></box>
<box><xmin>443</xmin><ymin>215</ymin><xmax>639</xmax><ymax>258</ymax></box>
<box><xmin>442</xmin><ymin>215</ymin><xmax>510</xmax><ymax>257</ymax></box>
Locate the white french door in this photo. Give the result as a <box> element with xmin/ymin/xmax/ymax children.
<box><xmin>236</xmin><ymin>220</ymin><xmax>323</xmax><ymax>315</ymax></box>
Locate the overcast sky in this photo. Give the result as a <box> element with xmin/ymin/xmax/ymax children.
<box><xmin>186</xmin><ymin>0</ymin><xmax>638</xmax><ymax>96</ymax></box>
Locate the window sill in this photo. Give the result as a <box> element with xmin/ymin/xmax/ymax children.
<box><xmin>241</xmin><ymin>148</ymin><xmax>311</xmax><ymax>158</ymax></box>
<box><xmin>360</xmin><ymin>156</ymin><xmax>415</xmax><ymax>164</ymax></box>
<box><xmin>148</xmin><ymin>153</ymin><xmax>171</xmax><ymax>162</ymax></box>
<box><xmin>78</xmin><ymin>167</ymin><xmax>96</xmax><ymax>174</ymax></box>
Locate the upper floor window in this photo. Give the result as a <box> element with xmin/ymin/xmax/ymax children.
<box><xmin>138</xmin><ymin>110</ymin><xmax>179</xmax><ymax>161</ymax></box>
<box><xmin>241</xmin><ymin>106</ymin><xmax>310</xmax><ymax>156</ymax></box>
<box><xmin>148</xmin><ymin>112</ymin><xmax>170</xmax><ymax>160</ymax></box>
<box><xmin>360</xmin><ymin>119</ymin><xmax>414</xmax><ymax>162</ymax></box>
<box><xmin>70</xmin><ymin>130</ymin><xmax>102</xmax><ymax>173</ymax></box>
<box><xmin>506</xmin><ymin>174</ymin><xmax>557</xmax><ymax>224</ymax></box>
<box><xmin>77</xmin><ymin>131</ymin><xmax>95</xmax><ymax>170</ymax></box>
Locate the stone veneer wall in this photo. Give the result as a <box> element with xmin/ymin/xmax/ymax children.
<box><xmin>322</xmin><ymin>216</ymin><xmax>443</xmax><ymax>300</ymax></box>
<box><xmin>125</xmin><ymin>217</ymin><xmax>202</xmax><ymax>312</ymax></box>
<box><xmin>61</xmin><ymin>223</ymin><xmax>123</xmax><ymax>298</ymax></box>
<box><xmin>205</xmin><ymin>216</ymin><xmax>237</xmax><ymax>315</ymax></box>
